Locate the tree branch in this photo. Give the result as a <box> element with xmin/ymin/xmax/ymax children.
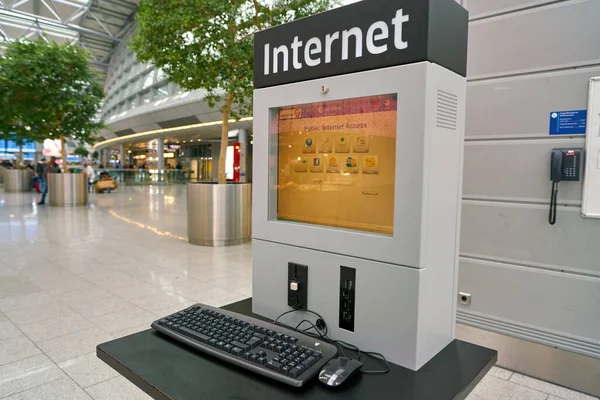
<box><xmin>237</xmin><ymin>29</ymin><xmax>259</xmax><ymax>42</ymax></box>
<box><xmin>252</xmin><ymin>0</ymin><xmax>262</xmax><ymax>30</ymax></box>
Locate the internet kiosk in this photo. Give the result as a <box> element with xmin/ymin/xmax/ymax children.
<box><xmin>252</xmin><ymin>0</ymin><xmax>468</xmax><ymax>370</ymax></box>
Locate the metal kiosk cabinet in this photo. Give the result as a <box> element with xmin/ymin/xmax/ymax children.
<box><xmin>252</xmin><ymin>0</ymin><xmax>469</xmax><ymax>371</ymax></box>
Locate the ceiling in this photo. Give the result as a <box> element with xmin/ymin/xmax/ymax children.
<box><xmin>0</xmin><ymin>0</ymin><xmax>138</xmax><ymax>80</ymax></box>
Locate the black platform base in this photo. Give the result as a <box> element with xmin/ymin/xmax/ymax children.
<box><xmin>97</xmin><ymin>298</ymin><xmax>497</xmax><ymax>400</ymax></box>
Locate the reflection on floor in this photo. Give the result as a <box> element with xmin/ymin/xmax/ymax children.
<box><xmin>0</xmin><ymin>186</ymin><xmax>596</xmax><ymax>400</ymax></box>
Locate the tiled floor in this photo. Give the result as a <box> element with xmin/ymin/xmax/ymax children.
<box><xmin>0</xmin><ymin>185</ymin><xmax>596</xmax><ymax>400</ymax></box>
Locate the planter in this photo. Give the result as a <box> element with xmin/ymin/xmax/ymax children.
<box><xmin>187</xmin><ymin>182</ymin><xmax>251</xmax><ymax>246</ymax></box>
<box><xmin>48</xmin><ymin>173</ymin><xmax>88</xmax><ymax>207</ymax></box>
<box><xmin>2</xmin><ymin>169</ymin><xmax>32</xmax><ymax>192</ymax></box>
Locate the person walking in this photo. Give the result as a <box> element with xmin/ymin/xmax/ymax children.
<box><xmin>36</xmin><ymin>158</ymin><xmax>48</xmax><ymax>205</ymax></box>
<box><xmin>84</xmin><ymin>163</ymin><xmax>95</xmax><ymax>192</ymax></box>
<box><xmin>37</xmin><ymin>157</ymin><xmax>60</xmax><ymax>205</ymax></box>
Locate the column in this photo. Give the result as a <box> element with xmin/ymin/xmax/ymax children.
<box><xmin>119</xmin><ymin>144</ymin><xmax>125</xmax><ymax>167</ymax></box>
<box><xmin>34</xmin><ymin>142</ymin><xmax>43</xmax><ymax>163</ymax></box>
<box><xmin>157</xmin><ymin>139</ymin><xmax>165</xmax><ymax>171</ymax></box>
<box><xmin>238</xmin><ymin>129</ymin><xmax>248</xmax><ymax>183</ymax></box>
<box><xmin>211</xmin><ymin>143</ymin><xmax>220</xmax><ymax>181</ymax></box>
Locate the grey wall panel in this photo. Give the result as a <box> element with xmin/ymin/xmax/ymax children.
<box><xmin>463</xmin><ymin>138</ymin><xmax>585</xmax><ymax>204</ymax></box>
<box><xmin>460</xmin><ymin>201</ymin><xmax>600</xmax><ymax>275</ymax></box>
<box><xmin>466</xmin><ymin>67</ymin><xmax>600</xmax><ymax>139</ymax></box>
<box><xmin>458</xmin><ymin>258</ymin><xmax>600</xmax><ymax>347</ymax></box>
<box><xmin>467</xmin><ymin>0</ymin><xmax>600</xmax><ymax>78</ymax></box>
<box><xmin>461</xmin><ymin>0</ymin><xmax>600</xmax><ymax>377</ymax></box>
<box><xmin>464</xmin><ymin>0</ymin><xmax>560</xmax><ymax>19</ymax></box>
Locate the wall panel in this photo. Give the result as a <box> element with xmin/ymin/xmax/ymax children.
<box><xmin>466</xmin><ymin>68</ymin><xmax>600</xmax><ymax>139</ymax></box>
<box><xmin>464</xmin><ymin>0</ymin><xmax>560</xmax><ymax>19</ymax></box>
<box><xmin>458</xmin><ymin>258</ymin><xmax>600</xmax><ymax>354</ymax></box>
<box><xmin>467</xmin><ymin>0</ymin><xmax>600</xmax><ymax>78</ymax></box>
<box><xmin>463</xmin><ymin>138</ymin><xmax>585</xmax><ymax>203</ymax></box>
<box><xmin>461</xmin><ymin>201</ymin><xmax>600</xmax><ymax>275</ymax></box>
<box><xmin>458</xmin><ymin>0</ymin><xmax>600</xmax><ymax>388</ymax></box>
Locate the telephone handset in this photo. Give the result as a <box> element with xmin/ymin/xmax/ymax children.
<box><xmin>550</xmin><ymin>150</ymin><xmax>563</xmax><ymax>183</ymax></box>
<box><xmin>548</xmin><ymin>148</ymin><xmax>582</xmax><ymax>225</ymax></box>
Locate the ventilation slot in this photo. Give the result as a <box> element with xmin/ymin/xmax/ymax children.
<box><xmin>436</xmin><ymin>89</ymin><xmax>458</xmax><ymax>131</ymax></box>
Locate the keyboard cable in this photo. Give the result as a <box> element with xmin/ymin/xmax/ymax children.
<box><xmin>272</xmin><ymin>308</ymin><xmax>390</xmax><ymax>375</ymax></box>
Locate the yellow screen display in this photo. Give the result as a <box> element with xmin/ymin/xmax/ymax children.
<box><xmin>274</xmin><ymin>94</ymin><xmax>397</xmax><ymax>235</ymax></box>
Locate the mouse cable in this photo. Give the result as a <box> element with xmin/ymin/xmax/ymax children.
<box><xmin>298</xmin><ymin>320</ymin><xmax>350</xmax><ymax>358</ymax></box>
<box><xmin>271</xmin><ymin>309</ymin><xmax>389</xmax><ymax>375</ymax></box>
<box><xmin>273</xmin><ymin>308</ymin><xmax>328</xmax><ymax>335</ymax></box>
<box><xmin>295</xmin><ymin>319</ymin><xmax>327</xmax><ymax>337</ymax></box>
<box><xmin>273</xmin><ymin>309</ymin><xmax>344</xmax><ymax>355</ymax></box>
<box><xmin>335</xmin><ymin>341</ymin><xmax>389</xmax><ymax>374</ymax></box>
<box><xmin>305</xmin><ymin>329</ymin><xmax>389</xmax><ymax>375</ymax></box>
<box><xmin>298</xmin><ymin>318</ymin><xmax>328</xmax><ymax>336</ymax></box>
<box><xmin>295</xmin><ymin>320</ymin><xmax>352</xmax><ymax>358</ymax></box>
<box><xmin>358</xmin><ymin>351</ymin><xmax>390</xmax><ymax>375</ymax></box>
<box><xmin>298</xmin><ymin>327</ymin><xmax>385</xmax><ymax>374</ymax></box>
<box><xmin>272</xmin><ymin>309</ymin><xmax>300</xmax><ymax>327</ymax></box>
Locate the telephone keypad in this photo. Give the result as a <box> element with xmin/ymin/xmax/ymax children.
<box><xmin>561</xmin><ymin>154</ymin><xmax>580</xmax><ymax>181</ymax></box>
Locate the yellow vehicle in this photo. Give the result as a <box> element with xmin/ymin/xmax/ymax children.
<box><xmin>95</xmin><ymin>171</ymin><xmax>118</xmax><ymax>193</ymax></box>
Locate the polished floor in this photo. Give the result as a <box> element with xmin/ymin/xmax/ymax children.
<box><xmin>0</xmin><ymin>185</ymin><xmax>596</xmax><ymax>400</ymax></box>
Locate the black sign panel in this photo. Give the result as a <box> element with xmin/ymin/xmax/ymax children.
<box><xmin>254</xmin><ymin>0</ymin><xmax>468</xmax><ymax>88</ymax></box>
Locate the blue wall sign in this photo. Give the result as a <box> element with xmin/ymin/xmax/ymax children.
<box><xmin>549</xmin><ymin>110</ymin><xmax>587</xmax><ymax>135</ymax></box>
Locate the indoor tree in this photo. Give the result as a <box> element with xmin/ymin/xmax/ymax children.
<box><xmin>133</xmin><ymin>0</ymin><xmax>336</xmax><ymax>183</ymax></box>
<box><xmin>0</xmin><ymin>42</ymin><xmax>47</xmax><ymax>167</ymax></box>
<box><xmin>25</xmin><ymin>40</ymin><xmax>105</xmax><ymax>171</ymax></box>
<box><xmin>73</xmin><ymin>146</ymin><xmax>90</xmax><ymax>159</ymax></box>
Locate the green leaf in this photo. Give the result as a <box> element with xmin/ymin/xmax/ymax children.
<box><xmin>132</xmin><ymin>0</ymin><xmax>336</xmax><ymax>119</ymax></box>
<box><xmin>0</xmin><ymin>40</ymin><xmax>105</xmax><ymax>147</ymax></box>
<box><xmin>131</xmin><ymin>0</ymin><xmax>337</xmax><ymax>183</ymax></box>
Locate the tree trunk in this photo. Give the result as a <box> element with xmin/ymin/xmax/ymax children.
<box><xmin>16</xmin><ymin>145</ymin><xmax>23</xmax><ymax>170</ymax></box>
<box><xmin>218</xmin><ymin>93</ymin><xmax>234</xmax><ymax>184</ymax></box>
<box><xmin>60</xmin><ymin>136</ymin><xmax>69</xmax><ymax>173</ymax></box>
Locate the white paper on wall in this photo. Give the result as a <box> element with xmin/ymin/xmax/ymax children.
<box><xmin>582</xmin><ymin>77</ymin><xmax>600</xmax><ymax>218</ymax></box>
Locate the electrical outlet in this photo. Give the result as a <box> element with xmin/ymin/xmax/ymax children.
<box><xmin>288</xmin><ymin>263</ymin><xmax>308</xmax><ymax>309</ymax></box>
<box><xmin>339</xmin><ymin>266</ymin><xmax>356</xmax><ymax>332</ymax></box>
<box><xmin>459</xmin><ymin>292</ymin><xmax>471</xmax><ymax>306</ymax></box>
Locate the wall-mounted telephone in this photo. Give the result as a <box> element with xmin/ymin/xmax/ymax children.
<box><xmin>549</xmin><ymin>148</ymin><xmax>582</xmax><ymax>225</ymax></box>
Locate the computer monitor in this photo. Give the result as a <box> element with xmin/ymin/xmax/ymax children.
<box><xmin>274</xmin><ymin>93</ymin><xmax>397</xmax><ymax>236</ymax></box>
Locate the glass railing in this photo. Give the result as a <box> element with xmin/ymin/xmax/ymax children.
<box><xmin>88</xmin><ymin>169</ymin><xmax>210</xmax><ymax>185</ymax></box>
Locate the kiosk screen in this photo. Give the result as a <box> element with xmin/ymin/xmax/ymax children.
<box><xmin>273</xmin><ymin>94</ymin><xmax>397</xmax><ymax>235</ymax></box>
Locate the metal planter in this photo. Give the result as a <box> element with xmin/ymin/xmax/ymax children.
<box><xmin>48</xmin><ymin>173</ymin><xmax>88</xmax><ymax>207</ymax></box>
<box><xmin>187</xmin><ymin>183</ymin><xmax>251</xmax><ymax>246</ymax></box>
<box><xmin>2</xmin><ymin>169</ymin><xmax>32</xmax><ymax>192</ymax></box>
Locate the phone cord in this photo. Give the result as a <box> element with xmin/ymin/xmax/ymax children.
<box><xmin>549</xmin><ymin>182</ymin><xmax>558</xmax><ymax>225</ymax></box>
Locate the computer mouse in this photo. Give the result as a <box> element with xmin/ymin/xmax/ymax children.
<box><xmin>318</xmin><ymin>357</ymin><xmax>363</xmax><ymax>388</ymax></box>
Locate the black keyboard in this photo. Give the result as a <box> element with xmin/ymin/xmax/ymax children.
<box><xmin>151</xmin><ymin>303</ymin><xmax>338</xmax><ymax>387</ymax></box>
